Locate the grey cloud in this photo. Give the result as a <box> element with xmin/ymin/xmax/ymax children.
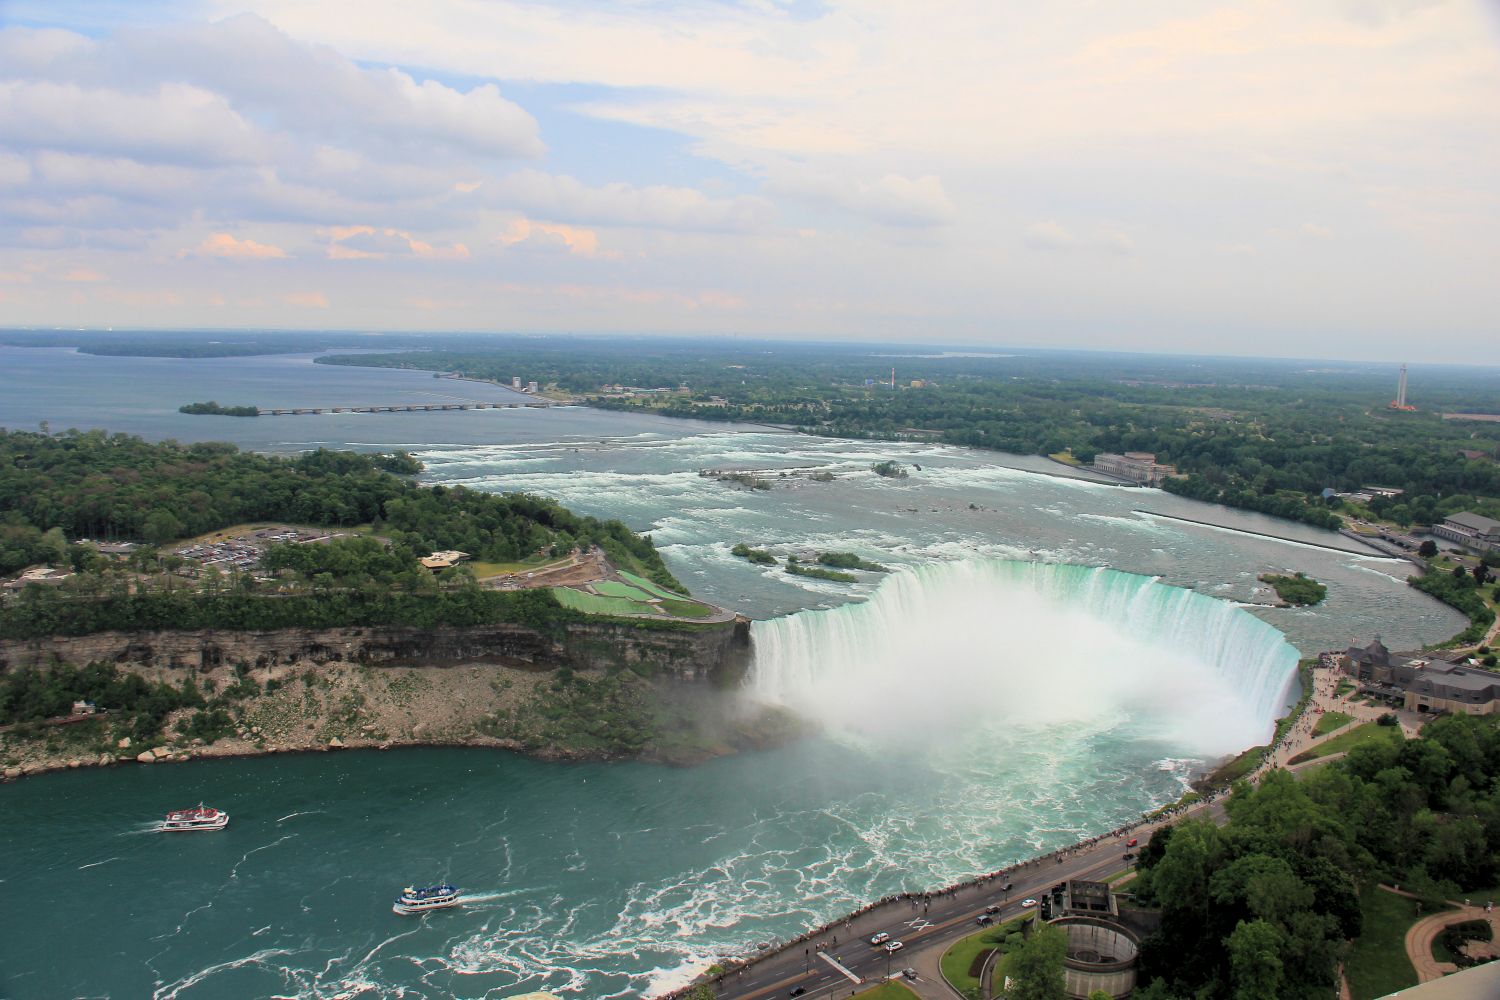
<box><xmin>766</xmin><ymin>168</ymin><xmax>956</xmax><ymax>227</ymax></box>
<box><xmin>1024</xmin><ymin>221</ymin><xmax>1133</xmax><ymax>256</ymax></box>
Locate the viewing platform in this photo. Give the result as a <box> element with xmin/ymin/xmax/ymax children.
<box><xmin>258</xmin><ymin>400</ymin><xmax>550</xmax><ymax>416</ymax></box>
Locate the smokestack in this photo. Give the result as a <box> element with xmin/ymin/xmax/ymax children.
<box><xmin>1396</xmin><ymin>364</ymin><xmax>1408</xmax><ymax>408</ymax></box>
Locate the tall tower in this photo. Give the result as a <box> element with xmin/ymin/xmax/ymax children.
<box><xmin>890</xmin><ymin>367</ymin><xmax>896</xmax><ymax>389</ymax></box>
<box><xmin>1396</xmin><ymin>364</ymin><xmax>1408</xmax><ymax>408</ymax></box>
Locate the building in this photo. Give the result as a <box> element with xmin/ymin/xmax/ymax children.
<box><xmin>1038</xmin><ymin>880</ymin><xmax>1149</xmax><ymax>1000</ymax></box>
<box><xmin>527</xmin><ymin>380</ymin><xmax>539</xmax><ymax>393</ymax></box>
<box><xmin>1091</xmin><ymin>452</ymin><xmax>1178</xmax><ymax>487</ymax></box>
<box><xmin>1431</xmin><ymin>512</ymin><xmax>1500</xmax><ymax>553</ymax></box>
<box><xmin>419</xmin><ymin>550</ymin><xmax>470</xmax><ymax>571</ymax></box>
<box><xmin>1342</xmin><ymin>639</ymin><xmax>1500</xmax><ymax>715</ymax></box>
<box><xmin>511</xmin><ymin>376</ymin><xmax>521</xmax><ymax>389</ymax></box>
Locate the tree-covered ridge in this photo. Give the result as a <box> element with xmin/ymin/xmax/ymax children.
<box><xmin>0</xmin><ymin>429</ymin><xmax>682</xmax><ymax>592</ymax></box>
<box><xmin>1132</xmin><ymin>713</ymin><xmax>1500</xmax><ymax>999</ymax></box>
<box><xmin>179</xmin><ymin>401</ymin><xmax>258</xmax><ymax>416</ymax></box>
<box><xmin>317</xmin><ymin>342</ymin><xmax>1500</xmax><ymax>532</ymax></box>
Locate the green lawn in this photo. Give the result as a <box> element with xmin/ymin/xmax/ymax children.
<box><xmin>853</xmin><ymin>983</ymin><xmax>920</xmax><ymax>1000</ymax></box>
<box><xmin>551</xmin><ymin>588</ymin><xmax>650</xmax><ymax>616</ymax></box>
<box><xmin>1337</xmin><ymin>679</ymin><xmax>1356</xmax><ymax>697</ymax></box>
<box><xmin>593</xmin><ymin>580</ymin><xmax>654</xmax><ymax>600</ymax></box>
<box><xmin>660</xmin><ymin>599</ymin><xmax>715</xmax><ymax>619</ymax></box>
<box><xmin>468</xmin><ymin>556</ymin><xmax>565</xmax><ymax>579</ymax></box>
<box><xmin>1290</xmin><ymin>722</ymin><xmax>1403</xmax><ymax>764</ymax></box>
<box><xmin>940</xmin><ymin>916</ymin><xmax>1028</xmax><ymax>993</ymax></box>
<box><xmin>1346</xmin><ymin>886</ymin><xmax>1444</xmax><ymax>1000</ymax></box>
<box><xmin>618</xmin><ymin>570</ymin><xmax>686</xmax><ymax>600</ymax></box>
<box><xmin>1314</xmin><ymin>711</ymin><xmax>1354</xmax><ymax>736</ymax></box>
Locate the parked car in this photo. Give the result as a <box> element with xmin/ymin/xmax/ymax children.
<box><xmin>869</xmin><ymin>932</ymin><xmax>890</xmax><ymax>946</ymax></box>
<box><xmin>1021</xmin><ymin>898</ymin><xmax>1038</xmax><ymax>908</ymax></box>
<box><xmin>884</xmin><ymin>941</ymin><xmax>905</xmax><ymax>954</ymax></box>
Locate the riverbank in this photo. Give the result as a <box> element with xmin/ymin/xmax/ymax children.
<box><xmin>0</xmin><ymin>656</ymin><xmax>804</xmax><ymax>782</ymax></box>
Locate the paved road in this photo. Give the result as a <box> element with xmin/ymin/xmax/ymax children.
<box><xmin>704</xmin><ymin>830</ymin><xmax>1171</xmax><ymax>1000</ymax></box>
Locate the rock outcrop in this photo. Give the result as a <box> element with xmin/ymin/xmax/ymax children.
<box><xmin>0</xmin><ymin>617</ymin><xmax>752</xmax><ymax>686</ymax></box>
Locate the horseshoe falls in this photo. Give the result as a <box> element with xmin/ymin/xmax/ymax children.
<box><xmin>750</xmin><ymin>560</ymin><xmax>1299</xmax><ymax>756</ymax></box>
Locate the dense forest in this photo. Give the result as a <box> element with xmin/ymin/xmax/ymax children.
<box><xmin>1132</xmin><ymin>713</ymin><xmax>1500</xmax><ymax>999</ymax></box>
<box><xmin>308</xmin><ymin>339</ymin><xmax>1500</xmax><ymax>534</ymax></box>
<box><xmin>0</xmin><ymin>429</ymin><xmax>682</xmax><ymax>634</ymax></box>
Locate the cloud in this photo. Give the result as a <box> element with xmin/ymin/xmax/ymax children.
<box><xmin>497</xmin><ymin>218</ymin><xmax>606</xmax><ymax>257</ymax></box>
<box><xmin>321</xmin><ymin>225</ymin><xmax>469</xmax><ymax>259</ymax></box>
<box><xmin>0</xmin><ymin>80</ymin><xmax>266</xmax><ymax>166</ymax></box>
<box><xmin>1024</xmin><ymin>221</ymin><xmax>1134</xmax><ymax>256</ymax></box>
<box><xmin>60</xmin><ymin>267</ymin><xmax>107</xmax><ymax>282</ymax></box>
<box><xmin>766</xmin><ymin>169</ymin><xmax>955</xmax><ymax>227</ymax></box>
<box><xmin>1301</xmin><ymin>222</ymin><xmax>1334</xmax><ymax>239</ymax></box>
<box><xmin>483</xmin><ymin>169</ymin><xmax>772</xmax><ymax>231</ymax></box>
<box><xmin>193</xmin><ymin>232</ymin><xmax>288</xmax><ymax>259</ymax></box>
<box><xmin>281</xmin><ymin>290</ymin><xmax>329</xmax><ymax>307</ymax></box>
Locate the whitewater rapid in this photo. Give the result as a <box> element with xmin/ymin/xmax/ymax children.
<box><xmin>750</xmin><ymin>560</ymin><xmax>1299</xmax><ymax>755</ymax></box>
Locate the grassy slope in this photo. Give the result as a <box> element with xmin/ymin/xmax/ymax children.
<box><xmin>1290</xmin><ymin>722</ymin><xmax>1403</xmax><ymax>764</ymax></box>
<box><xmin>1346</xmin><ymin>885</ymin><xmax>1444</xmax><ymax>1000</ymax></box>
<box><xmin>1314</xmin><ymin>711</ymin><xmax>1354</xmax><ymax>736</ymax></box>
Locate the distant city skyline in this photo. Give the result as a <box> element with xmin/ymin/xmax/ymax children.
<box><xmin>1</xmin><ymin>1</ymin><xmax>1497</xmax><ymax>363</ymax></box>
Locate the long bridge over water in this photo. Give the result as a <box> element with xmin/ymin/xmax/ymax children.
<box><xmin>257</xmin><ymin>400</ymin><xmax>551</xmax><ymax>416</ymax></box>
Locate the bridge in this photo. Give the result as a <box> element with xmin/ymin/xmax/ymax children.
<box><xmin>257</xmin><ymin>401</ymin><xmax>551</xmax><ymax>416</ymax></box>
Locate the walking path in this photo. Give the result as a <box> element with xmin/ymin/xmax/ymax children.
<box><xmin>1380</xmin><ymin>885</ymin><xmax>1500</xmax><ymax>983</ymax></box>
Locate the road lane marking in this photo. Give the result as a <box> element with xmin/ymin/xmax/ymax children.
<box><xmin>819</xmin><ymin>953</ymin><xmax>862</xmax><ymax>984</ymax></box>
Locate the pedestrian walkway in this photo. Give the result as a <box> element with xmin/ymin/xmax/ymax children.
<box><xmin>1389</xmin><ymin>887</ymin><xmax>1500</xmax><ymax>983</ymax></box>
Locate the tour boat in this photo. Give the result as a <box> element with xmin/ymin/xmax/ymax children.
<box><xmin>393</xmin><ymin>884</ymin><xmax>463</xmax><ymax>915</ymax></box>
<box><xmin>161</xmin><ymin>804</ymin><xmax>229</xmax><ymax>832</ymax></box>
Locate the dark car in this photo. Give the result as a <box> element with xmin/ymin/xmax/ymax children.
<box><xmin>977</xmin><ymin>914</ymin><xmax>993</xmax><ymax>925</ymax></box>
<box><xmin>1123</xmin><ymin>852</ymin><xmax>1137</xmax><ymax>861</ymax></box>
<box><xmin>1003</xmin><ymin>882</ymin><xmax>1014</xmax><ymax>891</ymax></box>
<box><xmin>984</xmin><ymin>904</ymin><xmax>1002</xmax><ymax>914</ymax></box>
<box><xmin>789</xmin><ymin>989</ymin><xmax>807</xmax><ymax>997</ymax></box>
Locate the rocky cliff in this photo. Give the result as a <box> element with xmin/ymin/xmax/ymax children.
<box><xmin>0</xmin><ymin>617</ymin><xmax>753</xmax><ymax>686</ymax></box>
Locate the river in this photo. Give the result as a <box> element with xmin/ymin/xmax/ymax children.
<box><xmin>0</xmin><ymin>347</ymin><xmax>1465</xmax><ymax>999</ymax></box>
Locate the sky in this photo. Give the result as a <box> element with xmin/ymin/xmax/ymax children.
<box><xmin>0</xmin><ymin>0</ymin><xmax>1497</xmax><ymax>361</ymax></box>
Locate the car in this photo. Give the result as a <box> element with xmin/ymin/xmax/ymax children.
<box><xmin>884</xmin><ymin>941</ymin><xmax>904</xmax><ymax>953</ymax></box>
<box><xmin>1122</xmin><ymin>852</ymin><xmax>1137</xmax><ymax>861</ymax></box>
<box><xmin>1127</xmin><ymin>838</ymin><xmax>1138</xmax><ymax>847</ymax></box>
<box><xmin>902</xmin><ymin>968</ymin><xmax>918</xmax><ymax>981</ymax></box>
<box><xmin>1021</xmin><ymin>898</ymin><xmax>1038</xmax><ymax>908</ymax></box>
<box><xmin>976</xmin><ymin>914</ymin><xmax>993</xmax><ymax>925</ymax></box>
<box><xmin>869</xmin><ymin>932</ymin><xmax>890</xmax><ymax>946</ymax></box>
<box><xmin>984</xmin><ymin>904</ymin><xmax>1002</xmax><ymax>914</ymax></box>
<box><xmin>789</xmin><ymin>989</ymin><xmax>807</xmax><ymax>997</ymax></box>
<box><xmin>1002</xmin><ymin>882</ymin><xmax>1014</xmax><ymax>891</ymax></box>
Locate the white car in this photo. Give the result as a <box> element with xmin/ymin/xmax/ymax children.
<box><xmin>884</xmin><ymin>941</ymin><xmax>904</xmax><ymax>954</ymax></box>
<box><xmin>869</xmin><ymin>932</ymin><xmax>890</xmax><ymax>946</ymax></box>
<box><xmin>1021</xmin><ymin>898</ymin><xmax>1038</xmax><ymax>908</ymax></box>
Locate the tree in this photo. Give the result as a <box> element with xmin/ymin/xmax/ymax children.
<box><xmin>1227</xmin><ymin>919</ymin><xmax>1284</xmax><ymax>1000</ymax></box>
<box><xmin>1419</xmin><ymin>539</ymin><xmax>1439</xmax><ymax>558</ymax></box>
<box><xmin>1475</xmin><ymin>563</ymin><xmax>1491</xmax><ymax>586</ymax></box>
<box><xmin>1006</xmin><ymin>923</ymin><xmax>1067</xmax><ymax>1000</ymax></box>
<box><xmin>1088</xmin><ymin>992</ymin><xmax>1113</xmax><ymax>1000</ymax></box>
<box><xmin>143</xmin><ymin>510</ymin><xmax>186</xmax><ymax>546</ymax></box>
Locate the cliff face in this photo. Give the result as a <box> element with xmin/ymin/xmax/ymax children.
<box><xmin>0</xmin><ymin>617</ymin><xmax>753</xmax><ymax>686</ymax></box>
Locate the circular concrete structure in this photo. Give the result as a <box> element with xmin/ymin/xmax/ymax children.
<box><xmin>1051</xmin><ymin>916</ymin><xmax>1140</xmax><ymax>1000</ymax></box>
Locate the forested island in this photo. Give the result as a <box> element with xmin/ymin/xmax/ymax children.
<box><xmin>179</xmin><ymin>401</ymin><xmax>259</xmax><ymax>416</ymax></box>
<box><xmin>1259</xmin><ymin>572</ymin><xmax>1328</xmax><ymax>606</ymax></box>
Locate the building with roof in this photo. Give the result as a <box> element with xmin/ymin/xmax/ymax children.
<box><xmin>419</xmin><ymin>550</ymin><xmax>470</xmax><ymax>571</ymax></box>
<box><xmin>1091</xmin><ymin>452</ymin><xmax>1178</xmax><ymax>487</ymax></box>
<box><xmin>1342</xmin><ymin>639</ymin><xmax>1500</xmax><ymax>715</ymax></box>
<box><xmin>1432</xmin><ymin>512</ymin><xmax>1500</xmax><ymax>553</ymax></box>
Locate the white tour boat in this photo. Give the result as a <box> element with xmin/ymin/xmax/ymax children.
<box><xmin>161</xmin><ymin>804</ymin><xmax>229</xmax><ymax>832</ymax></box>
<box><xmin>393</xmin><ymin>884</ymin><xmax>463</xmax><ymax>915</ymax></box>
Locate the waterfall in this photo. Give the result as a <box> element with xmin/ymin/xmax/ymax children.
<box><xmin>749</xmin><ymin>560</ymin><xmax>1299</xmax><ymax>754</ymax></box>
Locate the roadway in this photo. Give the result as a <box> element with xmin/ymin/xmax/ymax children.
<box><xmin>703</xmin><ymin>824</ymin><xmax>1174</xmax><ymax>1000</ymax></box>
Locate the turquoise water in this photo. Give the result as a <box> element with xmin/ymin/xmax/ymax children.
<box><xmin>0</xmin><ymin>349</ymin><xmax>1468</xmax><ymax>999</ymax></box>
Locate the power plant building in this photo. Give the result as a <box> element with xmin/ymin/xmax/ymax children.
<box><xmin>1091</xmin><ymin>452</ymin><xmax>1177</xmax><ymax>487</ymax></box>
<box><xmin>1432</xmin><ymin>512</ymin><xmax>1500</xmax><ymax>554</ymax></box>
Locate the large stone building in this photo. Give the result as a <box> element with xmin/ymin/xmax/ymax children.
<box><xmin>1431</xmin><ymin>511</ymin><xmax>1500</xmax><ymax>553</ymax></box>
<box><xmin>1342</xmin><ymin>639</ymin><xmax>1500</xmax><ymax>715</ymax></box>
<box><xmin>1091</xmin><ymin>452</ymin><xmax>1177</xmax><ymax>487</ymax></box>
